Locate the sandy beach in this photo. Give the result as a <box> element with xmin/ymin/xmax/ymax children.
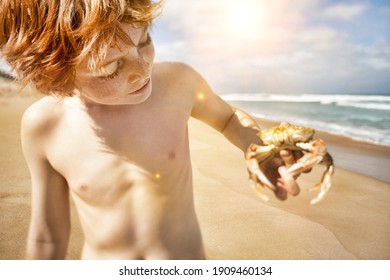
<box><xmin>1</xmin><ymin>77</ymin><xmax>389</xmax><ymax>260</ymax></box>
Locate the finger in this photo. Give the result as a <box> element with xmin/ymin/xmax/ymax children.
<box><xmin>278</xmin><ymin>166</ymin><xmax>300</xmax><ymax>196</ymax></box>
<box><xmin>275</xmin><ymin>180</ymin><xmax>288</xmax><ymax>200</ymax></box>
<box><xmin>259</xmin><ymin>157</ymin><xmax>283</xmax><ymax>186</ymax></box>
<box><xmin>280</xmin><ymin>149</ymin><xmax>295</xmax><ymax>169</ymax></box>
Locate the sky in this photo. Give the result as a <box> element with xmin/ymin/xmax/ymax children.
<box><xmin>152</xmin><ymin>0</ymin><xmax>390</xmax><ymax>94</ymax></box>
<box><xmin>0</xmin><ymin>0</ymin><xmax>388</xmax><ymax>95</ymax></box>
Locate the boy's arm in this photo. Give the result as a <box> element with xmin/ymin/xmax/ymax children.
<box><xmin>189</xmin><ymin>65</ymin><xmax>299</xmax><ymax>199</ymax></box>
<box><xmin>21</xmin><ymin>106</ymin><xmax>70</xmax><ymax>260</ymax></box>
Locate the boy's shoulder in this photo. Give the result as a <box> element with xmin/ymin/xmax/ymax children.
<box><xmin>154</xmin><ymin>61</ymin><xmax>203</xmax><ymax>80</ymax></box>
<box><xmin>153</xmin><ymin>61</ymin><xmax>210</xmax><ymax>92</ymax></box>
<box><xmin>21</xmin><ymin>96</ymin><xmax>64</xmax><ymax>139</ymax></box>
<box><xmin>154</xmin><ymin>61</ymin><xmax>194</xmax><ymax>71</ymax></box>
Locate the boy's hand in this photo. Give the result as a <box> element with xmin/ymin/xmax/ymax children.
<box><xmin>258</xmin><ymin>122</ymin><xmax>308</xmax><ymax>201</ymax></box>
<box><xmin>258</xmin><ymin>150</ymin><xmax>300</xmax><ymax>201</ymax></box>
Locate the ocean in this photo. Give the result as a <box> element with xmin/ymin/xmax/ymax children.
<box><xmin>221</xmin><ymin>92</ymin><xmax>390</xmax><ymax>147</ymax></box>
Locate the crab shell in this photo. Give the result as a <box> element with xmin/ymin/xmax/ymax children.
<box><xmin>258</xmin><ymin>125</ymin><xmax>315</xmax><ymax>146</ymax></box>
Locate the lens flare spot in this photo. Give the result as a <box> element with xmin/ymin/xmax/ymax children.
<box><xmin>197</xmin><ymin>92</ymin><xmax>206</xmax><ymax>101</ymax></box>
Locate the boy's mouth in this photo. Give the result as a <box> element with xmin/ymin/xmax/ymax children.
<box><xmin>129</xmin><ymin>79</ymin><xmax>151</xmax><ymax>95</ymax></box>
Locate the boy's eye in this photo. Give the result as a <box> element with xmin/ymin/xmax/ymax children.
<box><xmin>101</xmin><ymin>68</ymin><xmax>120</xmax><ymax>81</ymax></box>
<box><xmin>98</xmin><ymin>60</ymin><xmax>123</xmax><ymax>80</ymax></box>
<box><xmin>105</xmin><ymin>61</ymin><xmax>118</xmax><ymax>73</ymax></box>
<box><xmin>93</xmin><ymin>61</ymin><xmax>117</xmax><ymax>76</ymax></box>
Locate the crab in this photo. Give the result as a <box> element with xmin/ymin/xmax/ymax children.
<box><xmin>245</xmin><ymin>124</ymin><xmax>334</xmax><ymax>205</ymax></box>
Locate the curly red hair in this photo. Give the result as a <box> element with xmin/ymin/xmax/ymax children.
<box><xmin>0</xmin><ymin>0</ymin><xmax>161</xmax><ymax>96</ymax></box>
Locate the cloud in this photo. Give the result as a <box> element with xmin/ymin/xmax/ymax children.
<box><xmin>153</xmin><ymin>0</ymin><xmax>390</xmax><ymax>94</ymax></box>
<box><xmin>322</xmin><ymin>3</ymin><xmax>366</xmax><ymax>21</ymax></box>
<box><xmin>358</xmin><ymin>41</ymin><xmax>390</xmax><ymax>70</ymax></box>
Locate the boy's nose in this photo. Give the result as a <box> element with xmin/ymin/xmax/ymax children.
<box><xmin>127</xmin><ymin>73</ymin><xmax>142</xmax><ymax>84</ymax></box>
<box><xmin>126</xmin><ymin>60</ymin><xmax>150</xmax><ymax>84</ymax></box>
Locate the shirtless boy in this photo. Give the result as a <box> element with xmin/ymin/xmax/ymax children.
<box><xmin>0</xmin><ymin>0</ymin><xmax>301</xmax><ymax>259</ymax></box>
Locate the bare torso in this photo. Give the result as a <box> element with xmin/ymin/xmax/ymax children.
<box><xmin>40</xmin><ymin>63</ymin><xmax>205</xmax><ymax>259</ymax></box>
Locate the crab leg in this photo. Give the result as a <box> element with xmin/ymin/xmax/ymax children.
<box><xmin>309</xmin><ymin>153</ymin><xmax>334</xmax><ymax>205</ymax></box>
<box><xmin>246</xmin><ymin>158</ymin><xmax>275</xmax><ymax>202</ymax></box>
<box><xmin>286</xmin><ymin>139</ymin><xmax>327</xmax><ymax>176</ymax></box>
<box><xmin>245</xmin><ymin>144</ymin><xmax>276</xmax><ymax>202</ymax></box>
<box><xmin>286</xmin><ymin>153</ymin><xmax>324</xmax><ymax>176</ymax></box>
<box><xmin>285</xmin><ymin>139</ymin><xmax>335</xmax><ymax>204</ymax></box>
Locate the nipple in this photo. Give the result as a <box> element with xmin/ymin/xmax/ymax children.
<box><xmin>78</xmin><ymin>184</ymin><xmax>88</xmax><ymax>192</ymax></box>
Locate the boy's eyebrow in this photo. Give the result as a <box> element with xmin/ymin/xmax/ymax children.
<box><xmin>100</xmin><ymin>28</ymin><xmax>149</xmax><ymax>68</ymax></box>
<box><xmin>100</xmin><ymin>55</ymin><xmax>124</xmax><ymax>68</ymax></box>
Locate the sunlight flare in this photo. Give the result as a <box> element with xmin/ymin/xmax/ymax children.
<box><xmin>227</xmin><ymin>0</ymin><xmax>264</xmax><ymax>35</ymax></box>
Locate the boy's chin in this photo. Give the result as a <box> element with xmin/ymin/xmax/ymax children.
<box><xmin>121</xmin><ymin>87</ymin><xmax>153</xmax><ymax>105</ymax></box>
<box><xmin>79</xmin><ymin>87</ymin><xmax>153</xmax><ymax>106</ymax></box>
<box><xmin>108</xmin><ymin>80</ymin><xmax>153</xmax><ymax>105</ymax></box>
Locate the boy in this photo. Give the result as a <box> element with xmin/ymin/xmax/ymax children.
<box><xmin>1</xmin><ymin>0</ymin><xmax>300</xmax><ymax>259</ymax></box>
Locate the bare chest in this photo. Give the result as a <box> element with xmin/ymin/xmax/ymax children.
<box><xmin>47</xmin><ymin>101</ymin><xmax>192</xmax><ymax>204</ymax></box>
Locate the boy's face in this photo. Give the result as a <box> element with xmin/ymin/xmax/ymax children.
<box><xmin>74</xmin><ymin>24</ymin><xmax>155</xmax><ymax>106</ymax></box>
